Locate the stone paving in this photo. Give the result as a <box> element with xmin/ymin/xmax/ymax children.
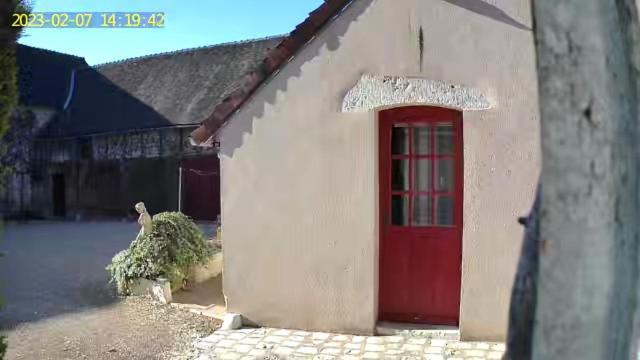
<box><xmin>192</xmin><ymin>327</ymin><xmax>505</xmax><ymax>360</ymax></box>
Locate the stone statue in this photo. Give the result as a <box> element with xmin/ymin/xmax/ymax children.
<box><xmin>135</xmin><ymin>202</ymin><xmax>153</xmax><ymax>242</ymax></box>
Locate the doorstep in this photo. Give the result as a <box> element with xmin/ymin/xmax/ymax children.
<box><xmin>376</xmin><ymin>321</ymin><xmax>460</xmax><ymax>340</ymax></box>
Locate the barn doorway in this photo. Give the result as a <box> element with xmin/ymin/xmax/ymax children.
<box><xmin>51</xmin><ymin>173</ymin><xmax>66</xmax><ymax>218</ymax></box>
<box><xmin>179</xmin><ymin>156</ymin><xmax>220</xmax><ymax>221</ymax></box>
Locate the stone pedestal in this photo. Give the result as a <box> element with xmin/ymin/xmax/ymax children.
<box><xmin>151</xmin><ymin>278</ymin><xmax>172</xmax><ymax>304</ymax></box>
<box><xmin>128</xmin><ymin>278</ymin><xmax>172</xmax><ymax>304</ymax></box>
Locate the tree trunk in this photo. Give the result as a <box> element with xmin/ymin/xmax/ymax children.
<box><xmin>505</xmin><ymin>0</ymin><xmax>640</xmax><ymax>359</ymax></box>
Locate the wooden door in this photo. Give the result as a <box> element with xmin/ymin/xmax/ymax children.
<box><xmin>52</xmin><ymin>173</ymin><xmax>66</xmax><ymax>218</ymax></box>
<box><xmin>181</xmin><ymin>157</ymin><xmax>220</xmax><ymax>221</ymax></box>
<box><xmin>379</xmin><ymin>106</ymin><xmax>463</xmax><ymax>325</ymax></box>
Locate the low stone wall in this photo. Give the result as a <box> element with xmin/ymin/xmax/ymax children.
<box><xmin>189</xmin><ymin>252</ymin><xmax>223</xmax><ymax>284</ymax></box>
<box><xmin>129</xmin><ymin>278</ymin><xmax>173</xmax><ymax>304</ymax></box>
<box><xmin>128</xmin><ymin>252</ymin><xmax>223</xmax><ymax>303</ymax></box>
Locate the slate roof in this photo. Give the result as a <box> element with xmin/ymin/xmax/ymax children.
<box><xmin>16</xmin><ymin>44</ymin><xmax>89</xmax><ymax>109</ymax></box>
<box><xmin>96</xmin><ymin>36</ymin><xmax>284</xmax><ymax>127</ymax></box>
<box><xmin>40</xmin><ymin>67</ymin><xmax>174</xmax><ymax>137</ymax></box>
<box><xmin>190</xmin><ymin>0</ymin><xmax>355</xmax><ymax>144</ymax></box>
<box><xmin>40</xmin><ymin>36</ymin><xmax>284</xmax><ymax>138</ymax></box>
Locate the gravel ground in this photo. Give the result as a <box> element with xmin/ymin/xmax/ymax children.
<box><xmin>6</xmin><ymin>296</ymin><xmax>220</xmax><ymax>360</ymax></box>
<box><xmin>0</xmin><ymin>221</ymin><xmax>220</xmax><ymax>360</ymax></box>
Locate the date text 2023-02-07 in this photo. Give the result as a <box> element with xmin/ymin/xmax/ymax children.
<box><xmin>11</xmin><ymin>12</ymin><xmax>165</xmax><ymax>28</ymax></box>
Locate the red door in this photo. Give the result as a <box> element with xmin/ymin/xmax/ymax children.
<box><xmin>379</xmin><ymin>106</ymin><xmax>463</xmax><ymax>325</ymax></box>
<box><xmin>181</xmin><ymin>157</ymin><xmax>220</xmax><ymax>221</ymax></box>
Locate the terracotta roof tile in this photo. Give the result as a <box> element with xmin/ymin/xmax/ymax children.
<box><xmin>191</xmin><ymin>0</ymin><xmax>354</xmax><ymax>144</ymax></box>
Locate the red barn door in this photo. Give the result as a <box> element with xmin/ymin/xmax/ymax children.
<box><xmin>180</xmin><ymin>156</ymin><xmax>220</xmax><ymax>221</ymax></box>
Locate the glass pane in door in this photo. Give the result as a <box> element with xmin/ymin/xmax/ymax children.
<box><xmin>391</xmin><ymin>195</ymin><xmax>409</xmax><ymax>226</ymax></box>
<box><xmin>435</xmin><ymin>195</ymin><xmax>454</xmax><ymax>226</ymax></box>
<box><xmin>392</xmin><ymin>126</ymin><xmax>409</xmax><ymax>155</ymax></box>
<box><xmin>414</xmin><ymin>159</ymin><xmax>431</xmax><ymax>192</ymax></box>
<box><xmin>435</xmin><ymin>123</ymin><xmax>454</xmax><ymax>155</ymax></box>
<box><xmin>413</xmin><ymin>195</ymin><xmax>433</xmax><ymax>226</ymax></box>
<box><xmin>392</xmin><ymin>160</ymin><xmax>409</xmax><ymax>191</ymax></box>
<box><xmin>413</xmin><ymin>127</ymin><xmax>431</xmax><ymax>155</ymax></box>
<box><xmin>435</xmin><ymin>159</ymin><xmax>454</xmax><ymax>192</ymax></box>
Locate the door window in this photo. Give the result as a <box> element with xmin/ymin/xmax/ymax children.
<box><xmin>389</xmin><ymin>122</ymin><xmax>456</xmax><ymax>227</ymax></box>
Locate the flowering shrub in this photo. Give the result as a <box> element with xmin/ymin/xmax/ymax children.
<box><xmin>107</xmin><ymin>212</ymin><xmax>215</xmax><ymax>294</ymax></box>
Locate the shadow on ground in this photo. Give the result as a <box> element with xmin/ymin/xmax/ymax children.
<box><xmin>0</xmin><ymin>220</ymin><xmax>218</xmax><ymax>330</ymax></box>
<box><xmin>0</xmin><ymin>221</ymin><xmax>138</xmax><ymax>329</ymax></box>
<box><xmin>174</xmin><ymin>276</ymin><xmax>224</xmax><ymax>307</ymax></box>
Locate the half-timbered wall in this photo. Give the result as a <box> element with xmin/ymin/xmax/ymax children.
<box><xmin>25</xmin><ymin>126</ymin><xmax>217</xmax><ymax>219</ymax></box>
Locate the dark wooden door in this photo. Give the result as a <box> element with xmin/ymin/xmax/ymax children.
<box><xmin>52</xmin><ymin>173</ymin><xmax>66</xmax><ymax>218</ymax></box>
<box><xmin>379</xmin><ymin>106</ymin><xmax>463</xmax><ymax>325</ymax></box>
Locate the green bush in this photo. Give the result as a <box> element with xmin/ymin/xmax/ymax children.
<box><xmin>107</xmin><ymin>212</ymin><xmax>215</xmax><ymax>294</ymax></box>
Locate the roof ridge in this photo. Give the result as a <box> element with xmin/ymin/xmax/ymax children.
<box><xmin>93</xmin><ymin>34</ymin><xmax>287</xmax><ymax>69</ymax></box>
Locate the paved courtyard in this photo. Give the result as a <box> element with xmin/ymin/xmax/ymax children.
<box><xmin>192</xmin><ymin>327</ymin><xmax>505</xmax><ymax>360</ymax></box>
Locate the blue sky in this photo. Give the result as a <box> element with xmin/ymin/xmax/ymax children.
<box><xmin>18</xmin><ymin>0</ymin><xmax>323</xmax><ymax>65</ymax></box>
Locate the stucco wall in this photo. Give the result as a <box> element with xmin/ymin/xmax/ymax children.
<box><xmin>219</xmin><ymin>0</ymin><xmax>540</xmax><ymax>340</ymax></box>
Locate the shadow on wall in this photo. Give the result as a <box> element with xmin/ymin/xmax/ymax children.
<box><xmin>442</xmin><ymin>0</ymin><xmax>531</xmax><ymax>31</ymax></box>
<box><xmin>218</xmin><ymin>0</ymin><xmax>375</xmax><ymax>159</ymax></box>
<box><xmin>218</xmin><ymin>0</ymin><xmax>531</xmax><ymax>160</ymax></box>
<box><xmin>41</xmin><ymin>66</ymin><xmax>174</xmax><ymax>137</ymax></box>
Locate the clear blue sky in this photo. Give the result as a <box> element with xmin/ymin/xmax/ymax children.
<box><xmin>18</xmin><ymin>0</ymin><xmax>324</xmax><ymax>65</ymax></box>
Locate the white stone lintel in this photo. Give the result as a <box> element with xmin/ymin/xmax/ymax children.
<box><xmin>342</xmin><ymin>74</ymin><xmax>491</xmax><ymax>112</ymax></box>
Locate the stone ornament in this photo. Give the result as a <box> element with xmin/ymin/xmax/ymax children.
<box><xmin>342</xmin><ymin>74</ymin><xmax>492</xmax><ymax>112</ymax></box>
<box><xmin>134</xmin><ymin>201</ymin><xmax>153</xmax><ymax>242</ymax></box>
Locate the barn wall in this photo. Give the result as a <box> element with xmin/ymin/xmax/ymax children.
<box><xmin>219</xmin><ymin>0</ymin><xmax>539</xmax><ymax>339</ymax></box>
<box><xmin>30</xmin><ymin>158</ymin><xmax>179</xmax><ymax>219</ymax></box>
<box><xmin>69</xmin><ymin>158</ymin><xmax>180</xmax><ymax>218</ymax></box>
<box><xmin>30</xmin><ymin>127</ymin><xmax>215</xmax><ymax>219</ymax></box>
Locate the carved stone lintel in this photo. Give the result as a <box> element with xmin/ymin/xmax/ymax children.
<box><xmin>341</xmin><ymin>74</ymin><xmax>491</xmax><ymax>112</ymax></box>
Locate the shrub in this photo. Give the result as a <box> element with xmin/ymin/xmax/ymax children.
<box><xmin>107</xmin><ymin>212</ymin><xmax>215</xmax><ymax>294</ymax></box>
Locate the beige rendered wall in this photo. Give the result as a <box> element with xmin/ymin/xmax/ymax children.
<box><xmin>218</xmin><ymin>0</ymin><xmax>540</xmax><ymax>340</ymax></box>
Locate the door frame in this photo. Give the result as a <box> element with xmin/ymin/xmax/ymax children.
<box><xmin>377</xmin><ymin>105</ymin><xmax>464</xmax><ymax>325</ymax></box>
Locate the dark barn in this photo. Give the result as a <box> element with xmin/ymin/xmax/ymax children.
<box><xmin>3</xmin><ymin>37</ymin><xmax>282</xmax><ymax>221</ymax></box>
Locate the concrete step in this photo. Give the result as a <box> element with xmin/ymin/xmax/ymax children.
<box><xmin>376</xmin><ymin>321</ymin><xmax>460</xmax><ymax>340</ymax></box>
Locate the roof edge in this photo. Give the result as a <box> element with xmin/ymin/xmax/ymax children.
<box><xmin>190</xmin><ymin>0</ymin><xmax>355</xmax><ymax>145</ymax></box>
<box><xmin>17</xmin><ymin>43</ymin><xmax>88</xmax><ymax>62</ymax></box>
<box><xmin>93</xmin><ymin>34</ymin><xmax>287</xmax><ymax>69</ymax></box>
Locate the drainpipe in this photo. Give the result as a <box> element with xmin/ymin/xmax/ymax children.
<box><xmin>62</xmin><ymin>70</ymin><xmax>76</xmax><ymax>110</ymax></box>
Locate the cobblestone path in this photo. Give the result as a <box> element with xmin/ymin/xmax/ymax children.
<box><xmin>192</xmin><ymin>327</ymin><xmax>505</xmax><ymax>360</ymax></box>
